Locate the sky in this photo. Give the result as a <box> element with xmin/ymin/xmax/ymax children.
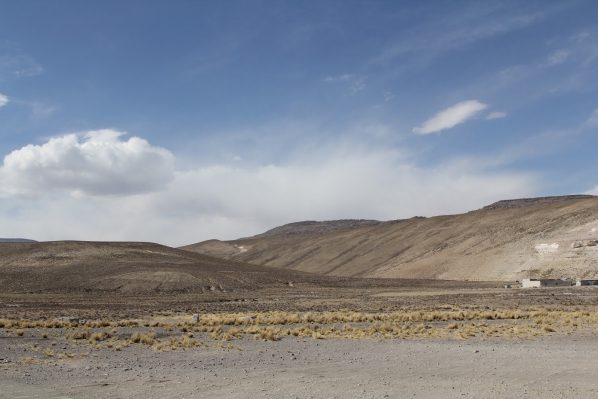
<box><xmin>0</xmin><ymin>0</ymin><xmax>598</xmax><ymax>246</ymax></box>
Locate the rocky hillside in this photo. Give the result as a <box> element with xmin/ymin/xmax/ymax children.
<box><xmin>182</xmin><ymin>196</ymin><xmax>598</xmax><ymax>281</ymax></box>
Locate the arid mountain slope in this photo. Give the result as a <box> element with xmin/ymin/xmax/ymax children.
<box><xmin>0</xmin><ymin>241</ymin><xmax>353</xmax><ymax>294</ymax></box>
<box><xmin>185</xmin><ymin>197</ymin><xmax>598</xmax><ymax>281</ymax></box>
<box><xmin>251</xmin><ymin>217</ymin><xmax>426</xmax><ymax>239</ymax></box>
<box><xmin>178</xmin><ymin>239</ymin><xmax>246</xmax><ymax>259</ymax></box>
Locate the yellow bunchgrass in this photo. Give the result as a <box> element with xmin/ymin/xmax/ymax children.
<box><xmin>5</xmin><ymin>307</ymin><xmax>598</xmax><ymax>351</ymax></box>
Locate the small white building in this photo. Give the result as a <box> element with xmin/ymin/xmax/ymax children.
<box><xmin>522</xmin><ymin>279</ymin><xmax>542</xmax><ymax>288</ymax></box>
<box><xmin>521</xmin><ymin>278</ymin><xmax>573</xmax><ymax>288</ymax></box>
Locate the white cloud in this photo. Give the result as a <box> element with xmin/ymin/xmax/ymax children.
<box><xmin>543</xmin><ymin>50</ymin><xmax>570</xmax><ymax>66</ymax></box>
<box><xmin>584</xmin><ymin>109</ymin><xmax>598</xmax><ymax>128</ymax></box>
<box><xmin>383</xmin><ymin>91</ymin><xmax>395</xmax><ymax>102</ymax></box>
<box><xmin>324</xmin><ymin>74</ymin><xmax>366</xmax><ymax>96</ymax></box>
<box><xmin>0</xmin><ymin>93</ymin><xmax>8</xmax><ymax>107</ymax></box>
<box><xmin>0</xmin><ymin>54</ymin><xmax>44</xmax><ymax>79</ymax></box>
<box><xmin>570</xmin><ymin>31</ymin><xmax>590</xmax><ymax>42</ymax></box>
<box><xmin>348</xmin><ymin>77</ymin><xmax>366</xmax><ymax>96</ymax></box>
<box><xmin>413</xmin><ymin>100</ymin><xmax>488</xmax><ymax>134</ymax></box>
<box><xmin>0</xmin><ymin>129</ymin><xmax>174</xmax><ymax>198</ymax></box>
<box><xmin>0</xmin><ymin>135</ymin><xmax>535</xmax><ymax>246</ymax></box>
<box><xmin>324</xmin><ymin>74</ymin><xmax>354</xmax><ymax>82</ymax></box>
<box><xmin>28</xmin><ymin>102</ymin><xmax>60</xmax><ymax>119</ymax></box>
<box><xmin>486</xmin><ymin>111</ymin><xmax>507</xmax><ymax>120</ymax></box>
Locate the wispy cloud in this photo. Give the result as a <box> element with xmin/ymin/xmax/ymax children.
<box><xmin>569</xmin><ymin>31</ymin><xmax>590</xmax><ymax>43</ymax></box>
<box><xmin>542</xmin><ymin>49</ymin><xmax>570</xmax><ymax>67</ymax></box>
<box><xmin>348</xmin><ymin>77</ymin><xmax>366</xmax><ymax>96</ymax></box>
<box><xmin>323</xmin><ymin>74</ymin><xmax>354</xmax><ymax>82</ymax></box>
<box><xmin>0</xmin><ymin>93</ymin><xmax>8</xmax><ymax>107</ymax></box>
<box><xmin>383</xmin><ymin>91</ymin><xmax>395</xmax><ymax>102</ymax></box>
<box><xmin>584</xmin><ymin>109</ymin><xmax>598</xmax><ymax>128</ymax></box>
<box><xmin>0</xmin><ymin>54</ymin><xmax>43</xmax><ymax>79</ymax></box>
<box><xmin>413</xmin><ymin>100</ymin><xmax>488</xmax><ymax>135</ymax></box>
<box><xmin>371</xmin><ymin>3</ymin><xmax>565</xmax><ymax>67</ymax></box>
<box><xmin>323</xmin><ymin>74</ymin><xmax>366</xmax><ymax>96</ymax></box>
<box><xmin>28</xmin><ymin>102</ymin><xmax>61</xmax><ymax>120</ymax></box>
<box><xmin>486</xmin><ymin>111</ymin><xmax>507</xmax><ymax>120</ymax></box>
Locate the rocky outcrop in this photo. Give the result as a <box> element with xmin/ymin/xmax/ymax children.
<box><xmin>573</xmin><ymin>240</ymin><xmax>598</xmax><ymax>248</ymax></box>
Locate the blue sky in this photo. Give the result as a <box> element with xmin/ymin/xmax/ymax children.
<box><xmin>0</xmin><ymin>0</ymin><xmax>597</xmax><ymax>245</ymax></box>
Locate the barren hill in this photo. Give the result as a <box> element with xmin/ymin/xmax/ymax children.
<box><xmin>0</xmin><ymin>241</ymin><xmax>350</xmax><ymax>294</ymax></box>
<box><xmin>182</xmin><ymin>196</ymin><xmax>598</xmax><ymax>281</ymax></box>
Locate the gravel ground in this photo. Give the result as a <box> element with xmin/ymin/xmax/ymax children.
<box><xmin>3</xmin><ymin>331</ymin><xmax>598</xmax><ymax>398</ymax></box>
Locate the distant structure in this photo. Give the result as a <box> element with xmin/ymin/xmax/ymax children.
<box><xmin>521</xmin><ymin>278</ymin><xmax>573</xmax><ymax>288</ymax></box>
<box><xmin>521</xmin><ymin>278</ymin><xmax>598</xmax><ymax>288</ymax></box>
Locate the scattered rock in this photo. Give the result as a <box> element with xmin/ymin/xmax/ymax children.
<box><xmin>573</xmin><ymin>240</ymin><xmax>598</xmax><ymax>248</ymax></box>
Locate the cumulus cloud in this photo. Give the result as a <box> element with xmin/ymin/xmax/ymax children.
<box><xmin>413</xmin><ymin>100</ymin><xmax>488</xmax><ymax>134</ymax></box>
<box><xmin>0</xmin><ymin>93</ymin><xmax>7</xmax><ymax>107</ymax></box>
<box><xmin>486</xmin><ymin>111</ymin><xmax>507</xmax><ymax>120</ymax></box>
<box><xmin>0</xmin><ymin>129</ymin><xmax>174</xmax><ymax>198</ymax></box>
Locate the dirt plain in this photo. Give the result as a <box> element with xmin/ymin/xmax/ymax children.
<box><xmin>3</xmin><ymin>196</ymin><xmax>598</xmax><ymax>397</ymax></box>
<box><xmin>3</xmin><ymin>285</ymin><xmax>598</xmax><ymax>398</ymax></box>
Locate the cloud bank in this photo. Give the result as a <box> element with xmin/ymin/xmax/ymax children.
<box><xmin>0</xmin><ymin>130</ymin><xmax>536</xmax><ymax>246</ymax></box>
<box><xmin>0</xmin><ymin>130</ymin><xmax>174</xmax><ymax>198</ymax></box>
<box><xmin>413</xmin><ymin>100</ymin><xmax>488</xmax><ymax>134</ymax></box>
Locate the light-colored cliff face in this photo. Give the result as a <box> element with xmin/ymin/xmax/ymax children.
<box><xmin>181</xmin><ymin>197</ymin><xmax>598</xmax><ymax>281</ymax></box>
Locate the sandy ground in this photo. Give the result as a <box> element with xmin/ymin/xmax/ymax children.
<box><xmin>3</xmin><ymin>332</ymin><xmax>598</xmax><ymax>399</ymax></box>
